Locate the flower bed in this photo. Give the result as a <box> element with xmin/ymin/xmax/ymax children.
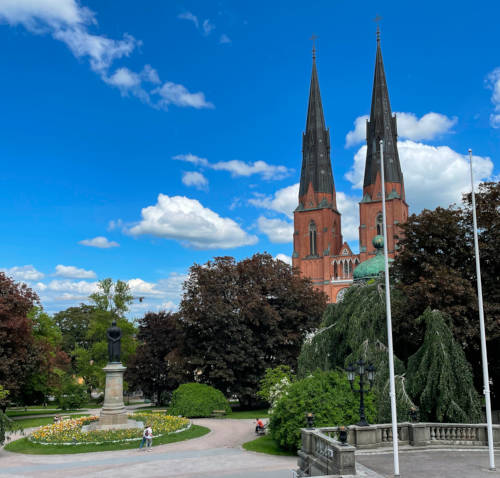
<box><xmin>30</xmin><ymin>413</ymin><xmax>190</xmax><ymax>445</ymax></box>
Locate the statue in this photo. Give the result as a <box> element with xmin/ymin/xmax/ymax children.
<box><xmin>106</xmin><ymin>320</ymin><xmax>122</xmax><ymax>363</ymax></box>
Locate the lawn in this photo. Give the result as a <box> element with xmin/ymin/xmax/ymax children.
<box><xmin>14</xmin><ymin>414</ymin><xmax>90</xmax><ymax>429</ymax></box>
<box><xmin>227</xmin><ymin>409</ymin><xmax>269</xmax><ymax>419</ymax></box>
<box><xmin>242</xmin><ymin>435</ymin><xmax>296</xmax><ymax>456</ymax></box>
<box><xmin>6</xmin><ymin>409</ymin><xmax>84</xmax><ymax>418</ymax></box>
<box><xmin>4</xmin><ymin>425</ymin><xmax>209</xmax><ymax>454</ymax></box>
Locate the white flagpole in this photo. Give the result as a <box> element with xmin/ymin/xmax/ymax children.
<box><xmin>380</xmin><ymin>139</ymin><xmax>400</xmax><ymax>476</ymax></box>
<box><xmin>468</xmin><ymin>148</ymin><xmax>495</xmax><ymax>471</ymax></box>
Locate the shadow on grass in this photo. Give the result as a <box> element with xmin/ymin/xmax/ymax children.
<box><xmin>242</xmin><ymin>435</ymin><xmax>296</xmax><ymax>456</ymax></box>
<box><xmin>4</xmin><ymin>425</ymin><xmax>210</xmax><ymax>455</ymax></box>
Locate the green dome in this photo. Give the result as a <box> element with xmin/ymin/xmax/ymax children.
<box><xmin>353</xmin><ymin>235</ymin><xmax>393</xmax><ymax>280</ymax></box>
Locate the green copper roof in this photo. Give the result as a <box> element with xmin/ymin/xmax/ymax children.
<box><xmin>353</xmin><ymin>235</ymin><xmax>393</xmax><ymax>280</ymax></box>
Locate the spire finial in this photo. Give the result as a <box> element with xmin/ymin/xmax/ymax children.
<box><xmin>310</xmin><ymin>34</ymin><xmax>318</xmax><ymax>61</ymax></box>
<box><xmin>374</xmin><ymin>15</ymin><xmax>382</xmax><ymax>43</ymax></box>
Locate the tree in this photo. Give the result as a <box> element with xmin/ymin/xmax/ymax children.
<box><xmin>53</xmin><ymin>305</ymin><xmax>94</xmax><ymax>355</ymax></box>
<box><xmin>393</xmin><ymin>182</ymin><xmax>500</xmax><ymax>405</ymax></box>
<box><xmin>22</xmin><ymin>307</ymin><xmax>70</xmax><ymax>404</ymax></box>
<box><xmin>126</xmin><ymin>311</ymin><xmax>187</xmax><ymax>404</ymax></box>
<box><xmin>180</xmin><ymin>253</ymin><xmax>327</xmax><ymax>407</ymax></box>
<box><xmin>0</xmin><ymin>273</ymin><xmax>39</xmax><ymax>403</ymax></box>
<box><xmin>407</xmin><ymin>308</ymin><xmax>482</xmax><ymax>422</ymax></box>
<box><xmin>89</xmin><ymin>278</ymin><xmax>133</xmax><ymax>317</ymax></box>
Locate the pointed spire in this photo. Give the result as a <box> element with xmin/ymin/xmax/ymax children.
<box><xmin>363</xmin><ymin>30</ymin><xmax>404</xmax><ymax>191</ymax></box>
<box><xmin>299</xmin><ymin>50</ymin><xmax>335</xmax><ymax>201</ymax></box>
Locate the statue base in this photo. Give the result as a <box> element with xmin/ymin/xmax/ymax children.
<box><xmin>98</xmin><ymin>362</ymin><xmax>129</xmax><ymax>427</ymax></box>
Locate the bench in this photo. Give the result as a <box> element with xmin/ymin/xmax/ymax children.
<box><xmin>211</xmin><ymin>409</ymin><xmax>227</xmax><ymax>418</ymax></box>
<box><xmin>256</xmin><ymin>424</ymin><xmax>267</xmax><ymax>436</ymax></box>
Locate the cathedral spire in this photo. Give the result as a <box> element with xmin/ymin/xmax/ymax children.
<box><xmin>299</xmin><ymin>51</ymin><xmax>335</xmax><ymax>202</ymax></box>
<box><xmin>363</xmin><ymin>30</ymin><xmax>404</xmax><ymax>194</ymax></box>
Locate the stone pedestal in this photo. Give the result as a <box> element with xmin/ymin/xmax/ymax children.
<box><xmin>99</xmin><ymin>362</ymin><xmax>128</xmax><ymax>426</ymax></box>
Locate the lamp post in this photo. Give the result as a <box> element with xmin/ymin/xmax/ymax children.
<box><xmin>346</xmin><ymin>360</ymin><xmax>375</xmax><ymax>426</ymax></box>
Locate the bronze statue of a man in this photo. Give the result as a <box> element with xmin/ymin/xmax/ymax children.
<box><xmin>106</xmin><ymin>320</ymin><xmax>122</xmax><ymax>363</ymax></box>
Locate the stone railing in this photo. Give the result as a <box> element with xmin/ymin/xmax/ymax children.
<box><xmin>297</xmin><ymin>428</ymin><xmax>356</xmax><ymax>476</ymax></box>
<box><xmin>318</xmin><ymin>422</ymin><xmax>500</xmax><ymax>449</ymax></box>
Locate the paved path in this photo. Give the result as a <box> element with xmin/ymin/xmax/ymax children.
<box><xmin>0</xmin><ymin>419</ymin><xmax>298</xmax><ymax>478</ymax></box>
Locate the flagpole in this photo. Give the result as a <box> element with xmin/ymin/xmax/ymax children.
<box><xmin>380</xmin><ymin>139</ymin><xmax>400</xmax><ymax>476</ymax></box>
<box><xmin>468</xmin><ymin>148</ymin><xmax>495</xmax><ymax>471</ymax></box>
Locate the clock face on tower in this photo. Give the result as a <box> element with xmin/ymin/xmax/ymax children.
<box><xmin>336</xmin><ymin>288</ymin><xmax>347</xmax><ymax>302</ymax></box>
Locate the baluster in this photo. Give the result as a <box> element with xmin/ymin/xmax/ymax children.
<box><xmin>430</xmin><ymin>427</ymin><xmax>435</xmax><ymax>440</ymax></box>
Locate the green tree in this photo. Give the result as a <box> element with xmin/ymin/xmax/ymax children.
<box><xmin>407</xmin><ymin>308</ymin><xmax>482</xmax><ymax>423</ymax></box>
<box><xmin>53</xmin><ymin>305</ymin><xmax>94</xmax><ymax>355</ymax></box>
<box><xmin>89</xmin><ymin>278</ymin><xmax>133</xmax><ymax>317</ymax></box>
<box><xmin>180</xmin><ymin>253</ymin><xmax>326</xmax><ymax>407</ymax></box>
<box><xmin>257</xmin><ymin>365</ymin><xmax>294</xmax><ymax>405</ymax></box>
<box><xmin>0</xmin><ymin>386</ymin><xmax>19</xmax><ymax>446</ymax></box>
<box><xmin>269</xmin><ymin>370</ymin><xmax>376</xmax><ymax>451</ymax></box>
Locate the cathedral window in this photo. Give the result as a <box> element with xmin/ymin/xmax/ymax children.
<box><xmin>376</xmin><ymin>213</ymin><xmax>384</xmax><ymax>235</ymax></box>
<box><xmin>309</xmin><ymin>221</ymin><xmax>317</xmax><ymax>256</ymax></box>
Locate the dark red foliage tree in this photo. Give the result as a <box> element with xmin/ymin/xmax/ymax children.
<box><xmin>126</xmin><ymin>311</ymin><xmax>187</xmax><ymax>404</ymax></box>
<box><xmin>180</xmin><ymin>253</ymin><xmax>327</xmax><ymax>407</ymax></box>
<box><xmin>0</xmin><ymin>273</ymin><xmax>39</xmax><ymax>403</ymax></box>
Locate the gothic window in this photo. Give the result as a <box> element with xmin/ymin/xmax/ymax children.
<box><xmin>376</xmin><ymin>213</ymin><xmax>384</xmax><ymax>236</ymax></box>
<box><xmin>309</xmin><ymin>221</ymin><xmax>317</xmax><ymax>256</ymax></box>
<box><xmin>343</xmin><ymin>261</ymin><xmax>348</xmax><ymax>276</ymax></box>
<box><xmin>348</xmin><ymin>260</ymin><xmax>353</xmax><ymax>276</ymax></box>
<box><xmin>337</xmin><ymin>288</ymin><xmax>347</xmax><ymax>302</ymax></box>
<box><xmin>334</xmin><ymin>262</ymin><xmax>338</xmax><ymax>279</ymax></box>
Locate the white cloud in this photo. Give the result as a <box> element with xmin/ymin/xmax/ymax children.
<box><xmin>152</xmin><ymin>82</ymin><xmax>214</xmax><ymax>109</ymax></box>
<box><xmin>0</xmin><ymin>265</ymin><xmax>44</xmax><ymax>281</ymax></box>
<box><xmin>108</xmin><ymin>219</ymin><xmax>123</xmax><ymax>231</ymax></box>
<box><xmin>211</xmin><ymin>160</ymin><xmax>291</xmax><ymax>180</ymax></box>
<box><xmin>55</xmin><ymin>265</ymin><xmax>96</xmax><ymax>279</ymax></box>
<box><xmin>182</xmin><ymin>171</ymin><xmax>208</xmax><ymax>190</ymax></box>
<box><xmin>177</xmin><ymin>11</ymin><xmax>199</xmax><ymax>28</ymax></box>
<box><xmin>219</xmin><ymin>34</ymin><xmax>231</xmax><ymax>44</ymax></box>
<box><xmin>345</xmin><ymin>112</ymin><xmax>457</xmax><ymax>147</ymax></box>
<box><xmin>174</xmin><ymin>154</ymin><xmax>291</xmax><ymax>180</ymax></box>
<box><xmin>336</xmin><ymin>192</ymin><xmax>360</xmax><ymax>242</ymax></box>
<box><xmin>257</xmin><ymin>216</ymin><xmax>293</xmax><ymax>243</ymax></box>
<box><xmin>486</xmin><ymin>68</ymin><xmax>500</xmax><ymax>128</ymax></box>
<box><xmin>45</xmin><ymin>279</ymin><xmax>98</xmax><ymax>294</ymax></box>
<box><xmin>79</xmin><ymin>236</ymin><xmax>119</xmax><ymax>248</ymax></box>
<box><xmin>173</xmin><ymin>153</ymin><xmax>209</xmax><ymax>167</ymax></box>
<box><xmin>248</xmin><ymin>183</ymin><xmax>298</xmax><ymax>218</ymax></box>
<box><xmin>127</xmin><ymin>194</ymin><xmax>258</xmax><ymax>249</ymax></box>
<box><xmin>275</xmin><ymin>253</ymin><xmax>292</xmax><ymax>265</ymax></box>
<box><xmin>202</xmin><ymin>19</ymin><xmax>215</xmax><ymax>35</ymax></box>
<box><xmin>0</xmin><ymin>1</ymin><xmax>212</xmax><ymax>111</ymax></box>
<box><xmin>127</xmin><ymin>278</ymin><xmax>162</xmax><ymax>296</ymax></box>
<box><xmin>346</xmin><ymin>140</ymin><xmax>494</xmax><ymax>212</ymax></box>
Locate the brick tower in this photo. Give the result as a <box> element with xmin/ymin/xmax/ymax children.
<box><xmin>293</xmin><ymin>48</ymin><xmax>359</xmax><ymax>302</ymax></box>
<box><xmin>358</xmin><ymin>31</ymin><xmax>408</xmax><ymax>262</ymax></box>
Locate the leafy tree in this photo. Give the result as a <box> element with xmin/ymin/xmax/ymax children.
<box><xmin>0</xmin><ymin>273</ymin><xmax>39</xmax><ymax>403</ymax></box>
<box><xmin>89</xmin><ymin>278</ymin><xmax>133</xmax><ymax>317</ymax></box>
<box><xmin>180</xmin><ymin>253</ymin><xmax>326</xmax><ymax>407</ymax></box>
<box><xmin>53</xmin><ymin>305</ymin><xmax>94</xmax><ymax>355</ymax></box>
<box><xmin>407</xmin><ymin>308</ymin><xmax>482</xmax><ymax>423</ymax></box>
<box><xmin>169</xmin><ymin>383</ymin><xmax>231</xmax><ymax>418</ymax></box>
<box><xmin>55</xmin><ymin>374</ymin><xmax>87</xmax><ymax>410</ymax></box>
<box><xmin>22</xmin><ymin>307</ymin><xmax>70</xmax><ymax>404</ymax></box>
<box><xmin>0</xmin><ymin>386</ymin><xmax>20</xmax><ymax>446</ymax></box>
<box><xmin>126</xmin><ymin>311</ymin><xmax>187</xmax><ymax>404</ymax></box>
<box><xmin>257</xmin><ymin>365</ymin><xmax>295</xmax><ymax>405</ymax></box>
<box><xmin>269</xmin><ymin>370</ymin><xmax>376</xmax><ymax>451</ymax></box>
<box><xmin>393</xmin><ymin>182</ymin><xmax>500</xmax><ymax>405</ymax></box>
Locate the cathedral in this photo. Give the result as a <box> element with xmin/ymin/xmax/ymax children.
<box><xmin>292</xmin><ymin>32</ymin><xmax>409</xmax><ymax>303</ymax></box>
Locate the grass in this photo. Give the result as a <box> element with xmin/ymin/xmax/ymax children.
<box><xmin>242</xmin><ymin>435</ymin><xmax>296</xmax><ymax>456</ymax></box>
<box><xmin>6</xmin><ymin>409</ymin><xmax>83</xmax><ymax>418</ymax></box>
<box><xmin>227</xmin><ymin>408</ymin><xmax>269</xmax><ymax>419</ymax></box>
<box><xmin>14</xmin><ymin>414</ymin><xmax>90</xmax><ymax>429</ymax></box>
<box><xmin>4</xmin><ymin>424</ymin><xmax>209</xmax><ymax>454</ymax></box>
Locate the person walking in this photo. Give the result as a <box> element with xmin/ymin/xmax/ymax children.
<box><xmin>139</xmin><ymin>424</ymin><xmax>151</xmax><ymax>450</ymax></box>
<box><xmin>145</xmin><ymin>424</ymin><xmax>153</xmax><ymax>451</ymax></box>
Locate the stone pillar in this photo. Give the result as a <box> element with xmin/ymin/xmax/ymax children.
<box><xmin>99</xmin><ymin>363</ymin><xmax>128</xmax><ymax>426</ymax></box>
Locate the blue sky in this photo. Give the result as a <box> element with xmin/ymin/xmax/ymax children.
<box><xmin>1</xmin><ymin>0</ymin><xmax>499</xmax><ymax>316</ymax></box>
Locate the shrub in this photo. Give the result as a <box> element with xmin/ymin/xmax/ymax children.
<box><xmin>169</xmin><ymin>383</ymin><xmax>230</xmax><ymax>418</ymax></box>
<box><xmin>56</xmin><ymin>379</ymin><xmax>87</xmax><ymax>410</ymax></box>
<box><xmin>269</xmin><ymin>369</ymin><xmax>376</xmax><ymax>451</ymax></box>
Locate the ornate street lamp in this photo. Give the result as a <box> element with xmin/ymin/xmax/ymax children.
<box><xmin>346</xmin><ymin>359</ymin><xmax>375</xmax><ymax>427</ymax></box>
<box><xmin>306</xmin><ymin>412</ymin><xmax>315</xmax><ymax>429</ymax></box>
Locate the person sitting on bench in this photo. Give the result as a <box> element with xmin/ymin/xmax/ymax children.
<box><xmin>255</xmin><ymin>418</ymin><xmax>265</xmax><ymax>433</ymax></box>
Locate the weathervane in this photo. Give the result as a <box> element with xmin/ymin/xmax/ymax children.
<box><xmin>310</xmin><ymin>34</ymin><xmax>318</xmax><ymax>60</ymax></box>
<box><xmin>373</xmin><ymin>15</ymin><xmax>382</xmax><ymax>41</ymax></box>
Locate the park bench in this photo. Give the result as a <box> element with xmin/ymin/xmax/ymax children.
<box><xmin>256</xmin><ymin>424</ymin><xmax>267</xmax><ymax>436</ymax></box>
<box><xmin>211</xmin><ymin>409</ymin><xmax>227</xmax><ymax>418</ymax></box>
